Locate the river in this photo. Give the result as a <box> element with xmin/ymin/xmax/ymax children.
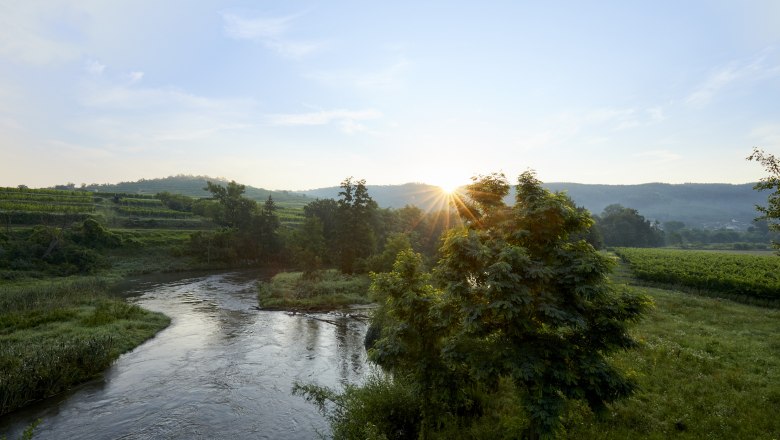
<box><xmin>0</xmin><ymin>271</ymin><xmax>372</xmax><ymax>439</ymax></box>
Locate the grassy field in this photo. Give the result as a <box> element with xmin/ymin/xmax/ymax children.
<box><xmin>556</xmin><ymin>256</ymin><xmax>780</xmax><ymax>439</ymax></box>
<box><xmin>257</xmin><ymin>269</ymin><xmax>372</xmax><ymax>310</ymax></box>
<box><xmin>0</xmin><ymin>278</ymin><xmax>170</xmax><ymax>416</ymax></box>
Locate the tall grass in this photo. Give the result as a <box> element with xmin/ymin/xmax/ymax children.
<box><xmin>0</xmin><ymin>279</ymin><xmax>169</xmax><ymax>416</ymax></box>
<box><xmin>258</xmin><ymin>269</ymin><xmax>372</xmax><ymax>310</ymax></box>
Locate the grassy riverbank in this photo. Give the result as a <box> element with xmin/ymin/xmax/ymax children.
<box><xmin>257</xmin><ymin>270</ymin><xmax>372</xmax><ymax>310</ymax></box>
<box><xmin>0</xmin><ymin>278</ymin><xmax>170</xmax><ymax>416</ymax></box>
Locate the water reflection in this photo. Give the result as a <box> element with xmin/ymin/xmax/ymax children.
<box><xmin>0</xmin><ymin>271</ymin><xmax>370</xmax><ymax>439</ymax></box>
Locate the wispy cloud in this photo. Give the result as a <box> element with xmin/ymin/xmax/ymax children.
<box><xmin>0</xmin><ymin>3</ymin><xmax>81</xmax><ymax>65</ymax></box>
<box><xmin>685</xmin><ymin>52</ymin><xmax>780</xmax><ymax>107</ymax></box>
<box><xmin>126</xmin><ymin>71</ymin><xmax>144</xmax><ymax>84</ymax></box>
<box><xmin>221</xmin><ymin>11</ymin><xmax>323</xmax><ymax>58</ymax></box>
<box><xmin>306</xmin><ymin>58</ymin><xmax>411</xmax><ymax>91</ymax></box>
<box><xmin>77</xmin><ymin>75</ymin><xmax>257</xmax><ymax>150</ymax></box>
<box><xmin>85</xmin><ymin>60</ymin><xmax>106</xmax><ymax>76</ymax></box>
<box><xmin>266</xmin><ymin>109</ymin><xmax>382</xmax><ymax>133</ymax></box>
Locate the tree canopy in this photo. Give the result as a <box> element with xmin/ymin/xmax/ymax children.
<box><xmin>364</xmin><ymin>172</ymin><xmax>652</xmax><ymax>438</ymax></box>
<box><xmin>596</xmin><ymin>204</ymin><xmax>663</xmax><ymax>247</ymax></box>
<box><xmin>748</xmin><ymin>148</ymin><xmax>780</xmax><ymax>252</ymax></box>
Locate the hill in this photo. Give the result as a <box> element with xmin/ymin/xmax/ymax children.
<box><xmin>544</xmin><ymin>182</ymin><xmax>763</xmax><ymax>230</ymax></box>
<box><xmin>302</xmin><ymin>182</ymin><xmax>765</xmax><ymax>230</ymax></box>
<box><xmin>74</xmin><ymin>175</ymin><xmax>310</xmax><ymax>206</ymax></box>
<box><xmin>51</xmin><ymin>177</ymin><xmax>766</xmax><ymax>231</ymax></box>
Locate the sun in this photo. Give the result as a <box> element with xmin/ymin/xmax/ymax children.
<box><xmin>435</xmin><ymin>177</ymin><xmax>465</xmax><ymax>195</ymax></box>
<box><xmin>438</xmin><ymin>183</ymin><xmax>459</xmax><ymax>195</ymax></box>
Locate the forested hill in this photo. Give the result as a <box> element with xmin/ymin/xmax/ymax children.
<box><xmin>56</xmin><ymin>176</ymin><xmax>765</xmax><ymax>230</ymax></box>
<box><xmin>302</xmin><ymin>183</ymin><xmax>449</xmax><ymax>212</ymax></box>
<box><xmin>544</xmin><ymin>182</ymin><xmax>763</xmax><ymax>230</ymax></box>
<box><xmin>72</xmin><ymin>175</ymin><xmax>310</xmax><ymax>205</ymax></box>
<box><xmin>303</xmin><ymin>182</ymin><xmax>765</xmax><ymax>230</ymax></box>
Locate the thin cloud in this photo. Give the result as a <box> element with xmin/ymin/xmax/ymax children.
<box><xmin>76</xmin><ymin>75</ymin><xmax>258</xmax><ymax>150</ymax></box>
<box><xmin>685</xmin><ymin>52</ymin><xmax>780</xmax><ymax>107</ymax></box>
<box><xmin>266</xmin><ymin>109</ymin><xmax>382</xmax><ymax>134</ymax></box>
<box><xmin>85</xmin><ymin>60</ymin><xmax>106</xmax><ymax>76</ymax></box>
<box><xmin>0</xmin><ymin>3</ymin><xmax>81</xmax><ymax>65</ymax></box>
<box><xmin>306</xmin><ymin>58</ymin><xmax>411</xmax><ymax>91</ymax></box>
<box><xmin>220</xmin><ymin>11</ymin><xmax>323</xmax><ymax>59</ymax></box>
<box><xmin>126</xmin><ymin>71</ymin><xmax>144</xmax><ymax>84</ymax></box>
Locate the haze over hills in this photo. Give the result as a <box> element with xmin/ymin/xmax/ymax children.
<box><xmin>55</xmin><ymin>176</ymin><xmax>765</xmax><ymax>231</ymax></box>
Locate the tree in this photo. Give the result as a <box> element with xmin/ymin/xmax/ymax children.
<box><xmin>367</xmin><ymin>172</ymin><xmax>651</xmax><ymax>438</ymax></box>
<box><xmin>304</xmin><ymin>198</ymin><xmax>340</xmax><ymax>263</ymax></box>
<box><xmin>336</xmin><ymin>177</ymin><xmax>378</xmax><ymax>273</ymax></box>
<box><xmin>289</xmin><ymin>216</ymin><xmax>326</xmax><ymax>275</ymax></box>
<box><xmin>597</xmin><ymin>204</ymin><xmax>663</xmax><ymax>247</ymax></box>
<box><xmin>193</xmin><ymin>181</ymin><xmax>280</xmax><ymax>264</ymax></box>
<box><xmin>204</xmin><ymin>180</ymin><xmax>256</xmax><ymax>229</ymax></box>
<box><xmin>747</xmin><ymin>148</ymin><xmax>780</xmax><ymax>251</ymax></box>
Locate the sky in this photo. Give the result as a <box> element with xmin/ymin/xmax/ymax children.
<box><xmin>1</xmin><ymin>1</ymin><xmax>779</xmax><ymax>191</ymax></box>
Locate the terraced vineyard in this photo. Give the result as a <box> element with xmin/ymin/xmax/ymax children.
<box><xmin>0</xmin><ymin>187</ymin><xmax>307</xmax><ymax>229</ymax></box>
<box><xmin>615</xmin><ymin>247</ymin><xmax>780</xmax><ymax>301</ymax></box>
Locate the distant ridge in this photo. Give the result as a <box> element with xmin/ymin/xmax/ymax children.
<box><xmin>74</xmin><ymin>175</ymin><xmax>310</xmax><ymax>204</ymax></box>
<box><xmin>55</xmin><ymin>176</ymin><xmax>765</xmax><ymax>230</ymax></box>
<box><xmin>302</xmin><ymin>181</ymin><xmax>764</xmax><ymax>230</ymax></box>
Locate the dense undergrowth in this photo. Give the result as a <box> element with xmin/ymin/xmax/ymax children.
<box><xmin>0</xmin><ymin>278</ymin><xmax>170</xmax><ymax>416</ymax></box>
<box><xmin>257</xmin><ymin>269</ymin><xmax>372</xmax><ymax>310</ymax></box>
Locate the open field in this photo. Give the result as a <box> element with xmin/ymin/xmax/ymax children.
<box><xmin>565</xmin><ymin>264</ymin><xmax>780</xmax><ymax>439</ymax></box>
<box><xmin>614</xmin><ymin>247</ymin><xmax>780</xmax><ymax>303</ymax></box>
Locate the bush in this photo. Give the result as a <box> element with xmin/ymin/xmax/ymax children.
<box><xmin>293</xmin><ymin>375</ymin><xmax>421</xmax><ymax>440</ymax></box>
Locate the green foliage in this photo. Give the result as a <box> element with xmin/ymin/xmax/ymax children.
<box><xmin>747</xmin><ymin>148</ymin><xmax>780</xmax><ymax>252</ymax></box>
<box><xmin>156</xmin><ymin>191</ymin><xmax>195</xmax><ymax>211</ymax></box>
<box><xmin>615</xmin><ymin>247</ymin><xmax>780</xmax><ymax>301</ymax></box>
<box><xmin>336</xmin><ymin>177</ymin><xmax>378</xmax><ymax>273</ymax></box>
<box><xmin>566</xmin><ymin>283</ymin><xmax>780</xmax><ymax>439</ymax></box>
<box><xmin>0</xmin><ymin>278</ymin><xmax>169</xmax><ymax>416</ymax></box>
<box><xmin>0</xmin><ymin>221</ymin><xmax>115</xmax><ymax>277</ymax></box>
<box><xmin>287</xmin><ymin>216</ymin><xmax>326</xmax><ymax>274</ymax></box>
<box><xmin>191</xmin><ymin>182</ymin><xmax>281</xmax><ymax>264</ymax></box>
<box><xmin>597</xmin><ymin>204</ymin><xmax>664</xmax><ymax>247</ymax></box>
<box><xmin>362</xmin><ymin>172</ymin><xmax>651</xmax><ymax>438</ymax></box>
<box><xmin>204</xmin><ymin>180</ymin><xmax>256</xmax><ymax>228</ymax></box>
<box><xmin>115</xmin><ymin>206</ymin><xmax>193</xmax><ymax>218</ymax></box>
<box><xmin>257</xmin><ymin>269</ymin><xmax>371</xmax><ymax>310</ymax></box>
<box><xmin>363</xmin><ymin>233</ymin><xmax>413</xmax><ymax>273</ymax></box>
<box><xmin>293</xmin><ymin>375</ymin><xmax>422</xmax><ymax>440</ymax></box>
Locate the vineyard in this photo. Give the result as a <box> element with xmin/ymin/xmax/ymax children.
<box><xmin>0</xmin><ymin>187</ymin><xmax>309</xmax><ymax>229</ymax></box>
<box><xmin>615</xmin><ymin>247</ymin><xmax>780</xmax><ymax>300</ymax></box>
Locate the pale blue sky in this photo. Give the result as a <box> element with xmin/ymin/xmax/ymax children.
<box><xmin>1</xmin><ymin>1</ymin><xmax>779</xmax><ymax>190</ymax></box>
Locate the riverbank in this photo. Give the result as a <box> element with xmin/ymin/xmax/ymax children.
<box><xmin>0</xmin><ymin>277</ymin><xmax>170</xmax><ymax>416</ymax></box>
<box><xmin>0</xmin><ymin>271</ymin><xmax>370</xmax><ymax>440</ymax></box>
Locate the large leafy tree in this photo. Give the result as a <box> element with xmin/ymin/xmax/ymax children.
<box><xmin>596</xmin><ymin>204</ymin><xmax>663</xmax><ymax>247</ymax></box>
<box><xmin>336</xmin><ymin>177</ymin><xmax>378</xmax><ymax>273</ymax></box>
<box><xmin>194</xmin><ymin>181</ymin><xmax>280</xmax><ymax>263</ymax></box>
<box><xmin>204</xmin><ymin>180</ymin><xmax>256</xmax><ymax>229</ymax></box>
<box><xmin>370</xmin><ymin>172</ymin><xmax>650</xmax><ymax>438</ymax></box>
<box><xmin>748</xmin><ymin>148</ymin><xmax>780</xmax><ymax>252</ymax></box>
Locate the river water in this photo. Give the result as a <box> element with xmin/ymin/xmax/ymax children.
<box><xmin>0</xmin><ymin>271</ymin><xmax>372</xmax><ymax>439</ymax></box>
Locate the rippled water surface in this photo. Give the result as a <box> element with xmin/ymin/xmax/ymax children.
<box><xmin>0</xmin><ymin>271</ymin><xmax>371</xmax><ymax>439</ymax></box>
